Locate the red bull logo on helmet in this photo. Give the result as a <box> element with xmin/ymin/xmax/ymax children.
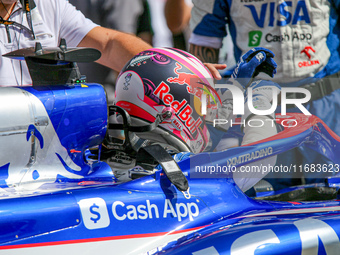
<box><xmin>154</xmin><ymin>82</ymin><xmax>202</xmax><ymax>135</ymax></box>
<box><xmin>167</xmin><ymin>63</ymin><xmax>221</xmax><ymax>105</ymax></box>
<box><xmin>167</xmin><ymin>63</ymin><xmax>201</xmax><ymax>95</ymax></box>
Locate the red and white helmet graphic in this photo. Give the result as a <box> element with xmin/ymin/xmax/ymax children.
<box><xmin>114</xmin><ymin>48</ymin><xmax>220</xmax><ymax>153</ymax></box>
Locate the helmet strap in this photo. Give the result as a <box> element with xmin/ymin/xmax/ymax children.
<box><xmin>104</xmin><ymin>105</ymin><xmax>172</xmax><ymax>154</ymax></box>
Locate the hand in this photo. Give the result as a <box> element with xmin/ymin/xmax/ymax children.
<box><xmin>243</xmin><ymin>80</ymin><xmax>281</xmax><ymax>122</ymax></box>
<box><xmin>247</xmin><ymin>80</ymin><xmax>281</xmax><ymax>103</ymax></box>
<box><xmin>232</xmin><ymin>47</ymin><xmax>277</xmax><ymax>88</ymax></box>
<box><xmin>241</xmin><ymin>80</ymin><xmax>280</xmax><ymax>147</ymax></box>
<box><xmin>204</xmin><ymin>63</ymin><xmax>227</xmax><ymax>80</ymax></box>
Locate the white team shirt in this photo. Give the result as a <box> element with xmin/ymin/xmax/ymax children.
<box><xmin>0</xmin><ymin>0</ymin><xmax>98</xmax><ymax>86</ymax></box>
<box><xmin>189</xmin><ymin>0</ymin><xmax>333</xmax><ymax>84</ymax></box>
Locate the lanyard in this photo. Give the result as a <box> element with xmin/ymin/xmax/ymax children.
<box><xmin>21</xmin><ymin>0</ymin><xmax>35</xmax><ymax>38</ymax></box>
<box><xmin>0</xmin><ymin>0</ymin><xmax>36</xmax><ymax>42</ymax></box>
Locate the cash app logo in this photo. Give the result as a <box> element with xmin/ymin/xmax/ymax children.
<box><xmin>248</xmin><ymin>31</ymin><xmax>262</xmax><ymax>47</ymax></box>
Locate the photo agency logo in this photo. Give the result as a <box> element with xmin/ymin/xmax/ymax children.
<box><xmin>201</xmin><ymin>81</ymin><xmax>312</xmax><ymax>129</ymax></box>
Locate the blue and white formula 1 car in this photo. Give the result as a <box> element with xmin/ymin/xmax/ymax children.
<box><xmin>1</xmin><ymin>42</ymin><xmax>340</xmax><ymax>255</ymax></box>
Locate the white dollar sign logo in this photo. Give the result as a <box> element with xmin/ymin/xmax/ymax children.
<box><xmin>78</xmin><ymin>198</ymin><xmax>110</xmax><ymax>230</ymax></box>
<box><xmin>252</xmin><ymin>34</ymin><xmax>259</xmax><ymax>45</ymax></box>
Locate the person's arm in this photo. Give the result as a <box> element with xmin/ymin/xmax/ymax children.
<box><xmin>77</xmin><ymin>26</ymin><xmax>152</xmax><ymax>72</ymax></box>
<box><xmin>189</xmin><ymin>43</ymin><xmax>220</xmax><ymax>64</ymax></box>
<box><xmin>164</xmin><ymin>0</ymin><xmax>191</xmax><ymax>34</ymax></box>
<box><xmin>189</xmin><ymin>43</ymin><xmax>225</xmax><ymax>79</ymax></box>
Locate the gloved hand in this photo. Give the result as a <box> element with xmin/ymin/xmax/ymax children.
<box><xmin>242</xmin><ymin>80</ymin><xmax>281</xmax><ymax>124</ymax></box>
<box><xmin>231</xmin><ymin>47</ymin><xmax>277</xmax><ymax>88</ymax></box>
<box><xmin>242</xmin><ymin>80</ymin><xmax>281</xmax><ymax>145</ymax></box>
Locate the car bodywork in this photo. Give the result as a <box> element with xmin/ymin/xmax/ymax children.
<box><xmin>1</xmin><ymin>84</ymin><xmax>340</xmax><ymax>255</ymax></box>
<box><xmin>1</xmin><ymin>44</ymin><xmax>340</xmax><ymax>255</ymax></box>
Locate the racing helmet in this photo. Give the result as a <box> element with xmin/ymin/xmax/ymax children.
<box><xmin>114</xmin><ymin>48</ymin><xmax>220</xmax><ymax>154</ymax></box>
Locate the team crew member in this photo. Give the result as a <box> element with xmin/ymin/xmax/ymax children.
<box><xmin>189</xmin><ymin>0</ymin><xmax>340</xmax><ymax>135</ymax></box>
<box><xmin>0</xmin><ymin>0</ymin><xmax>152</xmax><ymax>86</ymax></box>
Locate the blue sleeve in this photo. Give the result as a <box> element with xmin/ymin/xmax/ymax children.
<box><xmin>331</xmin><ymin>0</ymin><xmax>340</xmax><ymax>10</ymax></box>
<box><xmin>192</xmin><ymin>0</ymin><xmax>230</xmax><ymax>38</ymax></box>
